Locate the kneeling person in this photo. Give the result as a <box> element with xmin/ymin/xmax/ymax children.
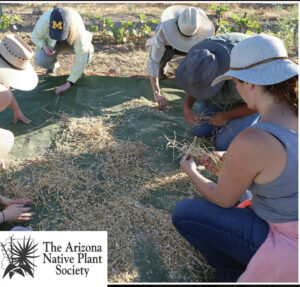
<box><xmin>176</xmin><ymin>33</ymin><xmax>260</xmax><ymax>150</ymax></box>
<box><xmin>146</xmin><ymin>5</ymin><xmax>215</xmax><ymax>110</ymax></box>
<box><xmin>31</xmin><ymin>7</ymin><xmax>94</xmax><ymax>94</ymax></box>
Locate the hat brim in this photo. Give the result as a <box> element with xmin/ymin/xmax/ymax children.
<box><xmin>0</xmin><ymin>59</ymin><xmax>38</xmax><ymax>91</ymax></box>
<box><xmin>179</xmin><ymin>79</ymin><xmax>224</xmax><ymax>101</ymax></box>
<box><xmin>211</xmin><ymin>59</ymin><xmax>298</xmax><ymax>87</ymax></box>
<box><xmin>49</xmin><ymin>29</ymin><xmax>69</xmax><ymax>41</ymax></box>
<box><xmin>0</xmin><ymin>128</ymin><xmax>14</xmax><ymax>159</ymax></box>
<box><xmin>178</xmin><ymin>77</ymin><xmax>225</xmax><ymax>100</ymax></box>
<box><xmin>161</xmin><ymin>5</ymin><xmax>215</xmax><ymax>53</ymax></box>
<box><xmin>176</xmin><ymin>41</ymin><xmax>230</xmax><ymax>100</ymax></box>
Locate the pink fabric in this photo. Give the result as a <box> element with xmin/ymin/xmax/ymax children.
<box><xmin>238</xmin><ymin>221</ymin><xmax>298</xmax><ymax>282</ymax></box>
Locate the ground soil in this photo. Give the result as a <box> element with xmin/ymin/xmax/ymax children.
<box><xmin>0</xmin><ymin>2</ymin><xmax>298</xmax><ymax>78</ymax></box>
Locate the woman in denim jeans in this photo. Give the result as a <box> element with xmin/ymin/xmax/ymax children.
<box><xmin>172</xmin><ymin>34</ymin><xmax>298</xmax><ymax>282</ymax></box>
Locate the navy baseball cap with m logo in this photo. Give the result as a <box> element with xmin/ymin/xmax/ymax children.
<box><xmin>49</xmin><ymin>8</ymin><xmax>70</xmax><ymax>41</ymax></box>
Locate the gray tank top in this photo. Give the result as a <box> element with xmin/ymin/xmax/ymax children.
<box><xmin>249</xmin><ymin>122</ymin><xmax>298</xmax><ymax>223</ymax></box>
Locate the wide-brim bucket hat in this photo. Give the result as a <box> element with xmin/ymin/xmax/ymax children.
<box><xmin>212</xmin><ymin>34</ymin><xmax>298</xmax><ymax>87</ymax></box>
<box><xmin>0</xmin><ymin>128</ymin><xmax>14</xmax><ymax>160</ymax></box>
<box><xmin>0</xmin><ymin>34</ymin><xmax>38</xmax><ymax>91</ymax></box>
<box><xmin>161</xmin><ymin>5</ymin><xmax>215</xmax><ymax>53</ymax></box>
<box><xmin>176</xmin><ymin>40</ymin><xmax>230</xmax><ymax>100</ymax></box>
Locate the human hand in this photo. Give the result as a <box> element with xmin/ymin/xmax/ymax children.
<box><xmin>154</xmin><ymin>92</ymin><xmax>166</xmax><ymax>110</ymax></box>
<box><xmin>42</xmin><ymin>45</ymin><xmax>56</xmax><ymax>56</ymax></box>
<box><xmin>197</xmin><ymin>151</ymin><xmax>226</xmax><ymax>174</ymax></box>
<box><xmin>0</xmin><ymin>158</ymin><xmax>6</xmax><ymax>170</ymax></box>
<box><xmin>55</xmin><ymin>82</ymin><xmax>71</xmax><ymax>95</ymax></box>
<box><xmin>0</xmin><ymin>195</ymin><xmax>32</xmax><ymax>207</ymax></box>
<box><xmin>183</xmin><ymin>107</ymin><xmax>200</xmax><ymax>125</ymax></box>
<box><xmin>2</xmin><ymin>204</ymin><xmax>34</xmax><ymax>222</ymax></box>
<box><xmin>180</xmin><ymin>155</ymin><xmax>197</xmax><ymax>175</ymax></box>
<box><xmin>13</xmin><ymin>110</ymin><xmax>31</xmax><ymax>125</ymax></box>
<box><xmin>209</xmin><ymin>112</ymin><xmax>229</xmax><ymax>127</ymax></box>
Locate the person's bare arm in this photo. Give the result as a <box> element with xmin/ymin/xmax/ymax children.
<box><xmin>0</xmin><ymin>87</ymin><xmax>30</xmax><ymax>124</ymax></box>
<box><xmin>9</xmin><ymin>93</ymin><xmax>31</xmax><ymax>125</ymax></box>
<box><xmin>183</xmin><ymin>93</ymin><xmax>200</xmax><ymax>125</ymax></box>
<box><xmin>209</xmin><ymin>103</ymin><xmax>257</xmax><ymax>126</ymax></box>
<box><xmin>150</xmin><ymin>76</ymin><xmax>166</xmax><ymax>110</ymax></box>
<box><xmin>180</xmin><ymin>128</ymin><xmax>265</xmax><ymax>207</ymax></box>
<box><xmin>0</xmin><ymin>87</ymin><xmax>12</xmax><ymax>112</ymax></box>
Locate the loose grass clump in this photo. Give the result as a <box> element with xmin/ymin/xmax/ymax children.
<box><xmin>165</xmin><ymin>133</ymin><xmax>223</xmax><ymax>174</ymax></box>
<box><xmin>1</xmin><ymin>113</ymin><xmax>215</xmax><ymax>283</ymax></box>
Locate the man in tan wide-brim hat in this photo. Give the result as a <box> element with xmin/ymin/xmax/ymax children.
<box><xmin>146</xmin><ymin>5</ymin><xmax>215</xmax><ymax>110</ymax></box>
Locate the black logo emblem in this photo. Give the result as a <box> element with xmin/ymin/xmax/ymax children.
<box><xmin>1</xmin><ymin>235</ymin><xmax>39</xmax><ymax>279</ymax></box>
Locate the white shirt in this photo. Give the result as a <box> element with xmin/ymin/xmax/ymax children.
<box><xmin>146</xmin><ymin>24</ymin><xmax>173</xmax><ymax>78</ymax></box>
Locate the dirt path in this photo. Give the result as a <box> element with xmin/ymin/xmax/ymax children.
<box><xmin>0</xmin><ymin>3</ymin><xmax>298</xmax><ymax>78</ymax></box>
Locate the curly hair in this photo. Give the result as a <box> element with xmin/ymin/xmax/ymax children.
<box><xmin>264</xmin><ymin>76</ymin><xmax>298</xmax><ymax>116</ymax></box>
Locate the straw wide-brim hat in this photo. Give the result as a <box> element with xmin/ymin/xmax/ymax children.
<box><xmin>212</xmin><ymin>34</ymin><xmax>298</xmax><ymax>87</ymax></box>
<box><xmin>161</xmin><ymin>5</ymin><xmax>215</xmax><ymax>53</ymax></box>
<box><xmin>0</xmin><ymin>128</ymin><xmax>14</xmax><ymax>160</ymax></box>
<box><xmin>176</xmin><ymin>40</ymin><xmax>230</xmax><ymax>100</ymax></box>
<box><xmin>0</xmin><ymin>34</ymin><xmax>38</xmax><ymax>91</ymax></box>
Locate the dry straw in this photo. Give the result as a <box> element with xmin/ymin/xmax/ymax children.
<box><xmin>1</xmin><ymin>111</ymin><xmax>215</xmax><ymax>282</ymax></box>
<box><xmin>165</xmin><ymin>132</ymin><xmax>223</xmax><ymax>174</ymax></box>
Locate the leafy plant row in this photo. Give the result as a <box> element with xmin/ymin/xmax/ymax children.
<box><xmin>89</xmin><ymin>14</ymin><xmax>159</xmax><ymax>44</ymax></box>
<box><xmin>0</xmin><ymin>5</ymin><xmax>297</xmax><ymax>53</ymax></box>
<box><xmin>0</xmin><ymin>12</ymin><xmax>22</xmax><ymax>31</ymax></box>
<box><xmin>209</xmin><ymin>4</ymin><xmax>298</xmax><ymax>53</ymax></box>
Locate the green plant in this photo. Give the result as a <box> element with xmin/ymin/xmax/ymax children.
<box><xmin>104</xmin><ymin>17</ymin><xmax>114</xmax><ymax>29</ymax></box>
<box><xmin>89</xmin><ymin>15</ymin><xmax>103</xmax><ymax>32</ymax></box>
<box><xmin>89</xmin><ymin>13</ymin><xmax>159</xmax><ymax>45</ymax></box>
<box><xmin>90</xmin><ymin>15</ymin><xmax>115</xmax><ymax>35</ymax></box>
<box><xmin>122</xmin><ymin>20</ymin><xmax>136</xmax><ymax>36</ymax></box>
<box><xmin>247</xmin><ymin>19</ymin><xmax>261</xmax><ymax>34</ymax></box>
<box><xmin>218</xmin><ymin>19</ymin><xmax>231</xmax><ymax>33</ymax></box>
<box><xmin>151</xmin><ymin>19</ymin><xmax>159</xmax><ymax>25</ymax></box>
<box><xmin>0</xmin><ymin>13</ymin><xmax>22</xmax><ymax>31</ymax></box>
<box><xmin>113</xmin><ymin>26</ymin><xmax>125</xmax><ymax>43</ymax></box>
<box><xmin>231</xmin><ymin>13</ymin><xmax>261</xmax><ymax>34</ymax></box>
<box><xmin>273</xmin><ymin>5</ymin><xmax>298</xmax><ymax>53</ymax></box>
<box><xmin>101</xmin><ymin>17</ymin><xmax>114</xmax><ymax>36</ymax></box>
<box><xmin>209</xmin><ymin>4</ymin><xmax>230</xmax><ymax>33</ymax></box>
<box><xmin>112</xmin><ymin>20</ymin><xmax>138</xmax><ymax>44</ymax></box>
<box><xmin>138</xmin><ymin>14</ymin><xmax>152</xmax><ymax>37</ymax></box>
<box><xmin>89</xmin><ymin>25</ymin><xmax>99</xmax><ymax>32</ymax></box>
